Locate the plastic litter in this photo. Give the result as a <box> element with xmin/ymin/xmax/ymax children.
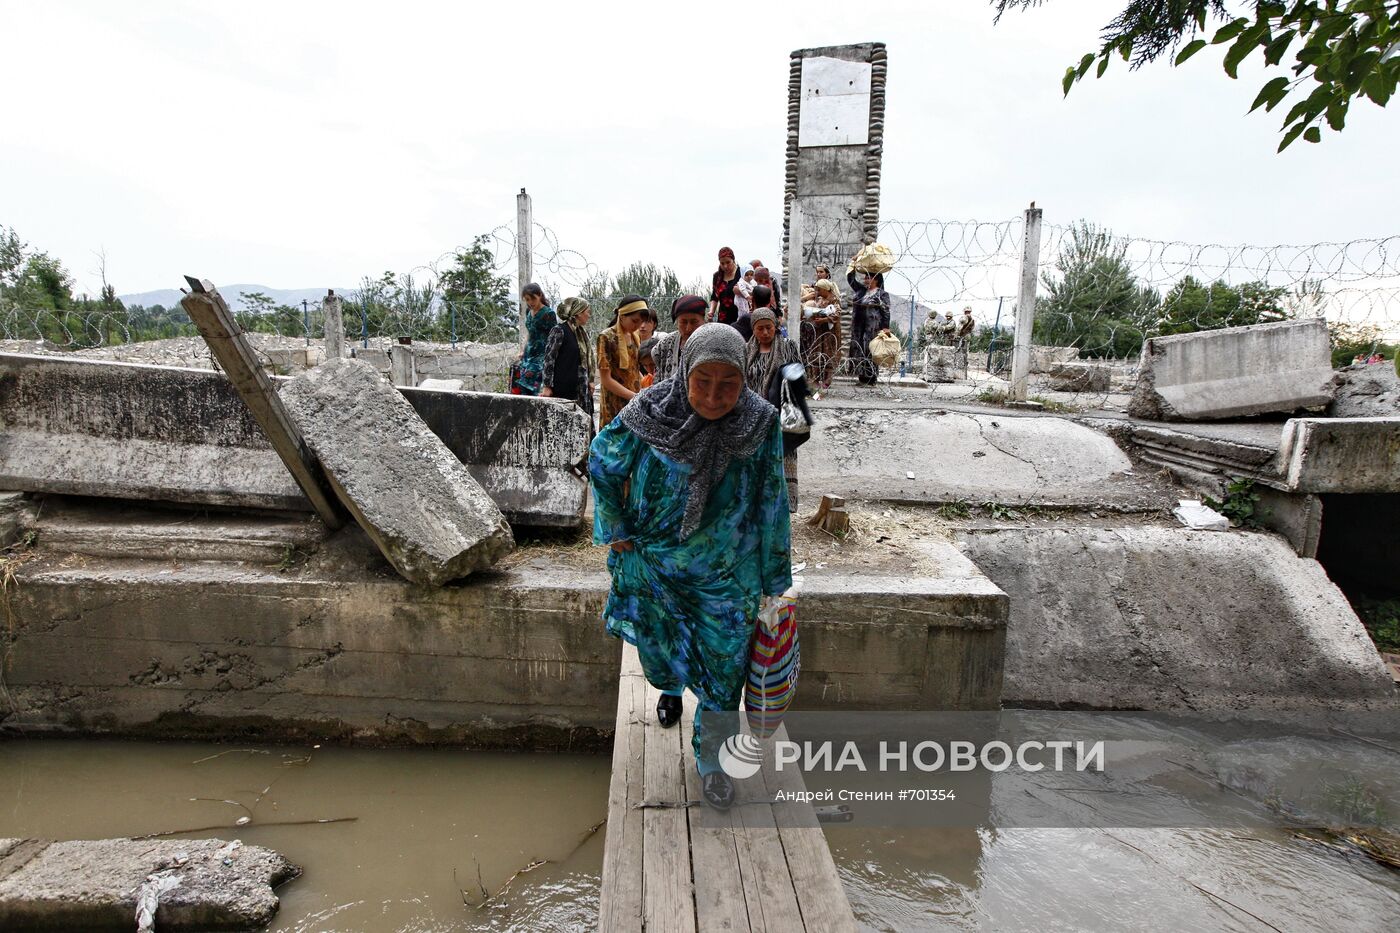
<box><xmin>1173</xmin><ymin>499</ymin><xmax>1230</xmax><ymax>531</ymax></box>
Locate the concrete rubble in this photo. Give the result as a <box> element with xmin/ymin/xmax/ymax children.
<box><xmin>279</xmin><ymin>357</ymin><xmax>514</xmax><ymax>585</ymax></box>
<box><xmin>0</xmin><ymin>837</ymin><xmax>297</xmax><ymax>931</ymax></box>
<box><xmin>1129</xmin><ymin>318</ymin><xmax>1335</xmax><ymax>421</ymax></box>
<box><xmin>1046</xmin><ymin>361</ymin><xmax>1110</xmax><ymax>392</ymax></box>
<box><xmin>1328</xmin><ymin>361</ymin><xmax>1400</xmax><ymax>418</ymax></box>
<box><xmin>0</xmin><ymin>351</ymin><xmax>590</xmax><ymax>529</ymax></box>
<box><xmin>956</xmin><ymin>525</ymin><xmax>1395</xmax><ymax>711</ymax></box>
<box><xmin>921</xmin><ymin>346</ymin><xmax>958</xmax><ymax>383</ymax></box>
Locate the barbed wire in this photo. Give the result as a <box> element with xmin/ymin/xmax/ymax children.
<box><xmin>3</xmin><ymin>211</ymin><xmax>1396</xmax><ymax>410</ymax></box>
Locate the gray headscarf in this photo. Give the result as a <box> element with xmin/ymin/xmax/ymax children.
<box><xmin>744</xmin><ymin>309</ymin><xmax>799</xmax><ymax>398</ymax></box>
<box><xmin>619</xmin><ymin>324</ymin><xmax>776</xmax><ymax>539</ymax></box>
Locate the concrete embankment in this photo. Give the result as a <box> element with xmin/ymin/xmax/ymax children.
<box><xmin>955</xmin><ymin>524</ymin><xmax>1396</xmax><ymax>711</ymax></box>
<box><xmin>1</xmin><ymin>505</ymin><xmax>1007</xmax><ymax>745</ymax></box>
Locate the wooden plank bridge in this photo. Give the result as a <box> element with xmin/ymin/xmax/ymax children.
<box><xmin>599</xmin><ymin>644</ymin><xmax>856</xmax><ymax>932</ymax></box>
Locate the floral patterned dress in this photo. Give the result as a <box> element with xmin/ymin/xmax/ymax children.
<box><xmin>589</xmin><ymin>418</ymin><xmax>793</xmax><ymax>768</ymax></box>
<box><xmin>596</xmin><ymin>326</ymin><xmax>641</xmax><ymax>429</ymax></box>
<box><xmin>513</xmin><ymin>305</ymin><xmax>557</xmax><ymax>395</ymax></box>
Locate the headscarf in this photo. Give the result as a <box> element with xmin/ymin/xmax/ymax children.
<box><xmin>604</xmin><ymin>294</ymin><xmax>647</xmax><ymax>371</ymax></box>
<box><xmin>718</xmin><ymin>246</ymin><xmax>735</xmax><ymax>262</ymax></box>
<box><xmin>671</xmin><ymin>294</ymin><xmax>707</xmax><ymax>323</ymax></box>
<box><xmin>744</xmin><ymin>309</ymin><xmax>798</xmax><ymax>398</ymax></box>
<box><xmin>556</xmin><ymin>296</ymin><xmax>593</xmax><ymax>375</ymax></box>
<box><xmin>619</xmin><ymin>324</ymin><xmax>775</xmax><ymax>539</ymax></box>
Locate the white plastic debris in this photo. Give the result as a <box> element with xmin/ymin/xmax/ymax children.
<box><xmin>905</xmin><ymin>471</ymin><xmax>916</xmax><ymax>479</ymax></box>
<box><xmin>135</xmin><ymin>871</ymin><xmax>183</xmax><ymax>933</ymax></box>
<box><xmin>1173</xmin><ymin>499</ymin><xmax>1230</xmax><ymax>531</ymax></box>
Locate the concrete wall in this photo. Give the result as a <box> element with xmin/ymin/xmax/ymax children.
<box><xmin>1277</xmin><ymin>417</ymin><xmax>1400</xmax><ymax>493</ymax></box>
<box><xmin>1</xmin><ymin>536</ymin><xmax>1008</xmax><ymax>746</ymax></box>
<box><xmin>1129</xmin><ymin>319</ymin><xmax>1335</xmax><ymax>421</ymax></box>
<box><xmin>0</xmin><ymin>352</ymin><xmax>588</xmax><ymax>528</ymax></box>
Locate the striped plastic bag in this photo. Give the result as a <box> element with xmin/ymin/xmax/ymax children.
<box><xmin>745</xmin><ymin>582</ymin><xmax>801</xmax><ymax>739</ymax></box>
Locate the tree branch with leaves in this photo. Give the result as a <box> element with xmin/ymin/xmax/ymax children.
<box><xmin>993</xmin><ymin>1</ymin><xmax>1400</xmax><ymax>150</ymax></box>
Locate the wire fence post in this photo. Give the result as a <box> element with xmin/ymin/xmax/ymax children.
<box><xmin>1010</xmin><ymin>202</ymin><xmax>1043</xmax><ymax>401</ymax></box>
<box><xmin>785</xmin><ymin>199</ymin><xmax>803</xmax><ymax>340</ymax></box>
<box><xmin>360</xmin><ymin>301</ymin><xmax>368</xmax><ymax>349</ymax></box>
<box><xmin>987</xmin><ymin>296</ymin><xmax>1004</xmax><ymax>373</ymax></box>
<box><xmin>906</xmin><ymin>295</ymin><xmax>916</xmax><ymax>372</ymax></box>
<box><xmin>516</xmin><ymin>187</ymin><xmax>533</xmax><ymax>346</ymax></box>
<box><xmin>450</xmin><ymin>301</ymin><xmax>457</xmax><ymax>349</ymax></box>
<box><xmin>302</xmin><ymin>299</ymin><xmax>310</xmax><ymax>347</ymax></box>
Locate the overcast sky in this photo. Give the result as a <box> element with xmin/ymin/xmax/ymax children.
<box><xmin>2</xmin><ymin>0</ymin><xmax>1396</xmax><ymax>300</ymax></box>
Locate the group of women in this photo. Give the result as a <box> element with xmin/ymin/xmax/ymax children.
<box><xmin>507</xmin><ymin>256</ymin><xmax>888</xmax><ymax>804</ymax></box>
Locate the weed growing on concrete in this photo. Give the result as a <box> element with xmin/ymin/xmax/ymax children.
<box><xmin>976</xmin><ymin>388</ymin><xmax>1007</xmax><ymax>405</ymax></box>
<box><xmin>937</xmin><ymin>499</ymin><xmax>972</xmax><ymax>520</ymax></box>
<box><xmin>1203</xmin><ymin>478</ymin><xmax>1262</xmax><ymax>527</ymax></box>
<box><xmin>980</xmin><ymin>501</ymin><xmax>1021</xmax><ymax>521</ymax></box>
<box><xmin>276</xmin><ymin>544</ymin><xmax>312</xmax><ymax>573</ymax></box>
<box><xmin>1030</xmin><ymin>395</ymin><xmax>1077</xmax><ymax>414</ymax></box>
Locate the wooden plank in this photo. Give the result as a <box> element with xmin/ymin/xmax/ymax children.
<box><xmin>683</xmin><ymin>696</ymin><xmax>751</xmax><ymax>932</ymax></box>
<box><xmin>600</xmin><ymin>644</ymin><xmax>646</xmax><ymax>929</ymax></box>
<box><xmin>730</xmin><ymin>745</ymin><xmax>807</xmax><ymax>932</ymax></box>
<box><xmin>762</xmin><ymin>726</ymin><xmax>857</xmax><ymax>933</ymax></box>
<box><xmin>179</xmin><ymin>286</ymin><xmax>345</xmax><ymax>529</ymax></box>
<box><xmin>641</xmin><ymin>666</ymin><xmax>698</xmax><ymax>933</ymax></box>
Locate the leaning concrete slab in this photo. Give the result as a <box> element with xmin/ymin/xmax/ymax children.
<box><xmin>1129</xmin><ymin>319</ymin><xmax>1335</xmax><ymax>421</ymax></box>
<box><xmin>278</xmin><ymin>358</ymin><xmax>513</xmax><ymax>584</ymax></box>
<box><xmin>954</xmin><ymin>524</ymin><xmax>1395</xmax><ymax>711</ymax></box>
<box><xmin>0</xmin><ymin>837</ymin><xmax>297</xmax><ymax>931</ymax></box>
<box><xmin>0</xmin><ymin>352</ymin><xmax>590</xmax><ymax>528</ymax></box>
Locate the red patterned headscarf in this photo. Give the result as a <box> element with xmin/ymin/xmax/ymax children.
<box><xmin>718</xmin><ymin>246</ymin><xmax>735</xmax><ymax>262</ymax></box>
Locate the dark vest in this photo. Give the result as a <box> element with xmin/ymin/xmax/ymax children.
<box><xmin>550</xmin><ymin>324</ymin><xmax>583</xmax><ymax>401</ymax></box>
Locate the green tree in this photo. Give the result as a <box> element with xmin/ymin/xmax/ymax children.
<box><xmin>613</xmin><ymin>262</ymin><xmax>682</xmax><ymax>300</ymax></box>
<box><xmin>1156</xmin><ymin>276</ymin><xmax>1289</xmax><ymax>333</ymax></box>
<box><xmin>1033</xmin><ymin>222</ymin><xmax>1160</xmax><ymax>358</ymax></box>
<box><xmin>1327</xmin><ymin>319</ymin><xmax>1396</xmax><ymax>366</ymax></box>
<box><xmin>18</xmin><ymin>252</ymin><xmax>74</xmax><ymax>310</ymax></box>
<box><xmin>993</xmin><ymin>1</ymin><xmax>1400</xmax><ymax>150</ymax></box>
<box><xmin>437</xmin><ymin>235</ymin><xmax>514</xmax><ymax>341</ymax></box>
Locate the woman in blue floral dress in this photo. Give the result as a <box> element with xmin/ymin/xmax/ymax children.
<box><xmin>589</xmin><ymin>324</ymin><xmax>792</xmax><ymax>809</ymax></box>
<box><xmin>512</xmin><ymin>283</ymin><xmax>556</xmax><ymax>395</ymax></box>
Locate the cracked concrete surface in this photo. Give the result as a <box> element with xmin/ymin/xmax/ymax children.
<box><xmin>800</xmin><ymin>408</ymin><xmax>1176</xmax><ymax>510</ymax></box>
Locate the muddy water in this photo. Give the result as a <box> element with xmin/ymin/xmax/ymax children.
<box><xmin>829</xmin><ymin>825</ymin><xmax>1400</xmax><ymax>931</ymax></box>
<box><xmin>6</xmin><ymin>740</ymin><xmax>1400</xmax><ymax>931</ymax></box>
<box><xmin>0</xmin><ymin>739</ymin><xmax>610</xmax><ymax>931</ymax></box>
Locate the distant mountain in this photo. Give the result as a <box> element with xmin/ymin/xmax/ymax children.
<box><xmin>118</xmin><ymin>285</ymin><xmax>352</xmax><ymax>312</ymax></box>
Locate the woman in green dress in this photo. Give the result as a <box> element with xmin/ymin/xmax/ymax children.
<box><xmin>589</xmin><ymin>324</ymin><xmax>793</xmax><ymax>808</ymax></box>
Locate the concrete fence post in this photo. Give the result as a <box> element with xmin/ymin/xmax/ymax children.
<box><xmin>786</xmin><ymin>199</ymin><xmax>804</xmax><ymax>339</ymax></box>
<box><xmin>323</xmin><ymin>290</ymin><xmax>345</xmax><ymax>361</ymax></box>
<box><xmin>390</xmin><ymin>343</ymin><xmax>417</xmax><ymax>387</ymax></box>
<box><xmin>1010</xmin><ymin>202</ymin><xmax>1043</xmax><ymax>402</ymax></box>
<box><xmin>516</xmin><ymin>187</ymin><xmax>533</xmax><ymax>346</ymax></box>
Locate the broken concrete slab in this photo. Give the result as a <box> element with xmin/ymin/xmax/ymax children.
<box><xmin>0</xmin><ymin>352</ymin><xmax>590</xmax><ymax>528</ymax></box>
<box><xmin>1046</xmin><ymin>362</ymin><xmax>1110</xmax><ymax>393</ymax></box>
<box><xmin>0</xmin><ymin>353</ymin><xmax>310</xmax><ymax>512</ymax></box>
<box><xmin>802</xmin><ymin>408</ymin><xmax>1175</xmax><ymax>510</ymax></box>
<box><xmin>921</xmin><ymin>346</ymin><xmax>957</xmax><ymax>383</ymax></box>
<box><xmin>1329</xmin><ymin>362</ymin><xmax>1400</xmax><ymax>418</ymax></box>
<box><xmin>1278</xmin><ymin>417</ymin><xmax>1400</xmax><ymax>493</ymax></box>
<box><xmin>279</xmin><ymin>357</ymin><xmax>513</xmax><ymax>585</ymax></box>
<box><xmin>1028</xmin><ymin>345</ymin><xmax>1079</xmax><ymax>374</ymax></box>
<box><xmin>0</xmin><ymin>837</ymin><xmax>297</xmax><ymax>931</ymax></box>
<box><xmin>1129</xmin><ymin>319</ymin><xmax>1335</xmax><ymax>421</ymax></box>
<box><xmin>954</xmin><ymin>524</ymin><xmax>1396</xmax><ymax>711</ymax></box>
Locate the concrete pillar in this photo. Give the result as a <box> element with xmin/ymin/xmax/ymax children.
<box><xmin>1010</xmin><ymin>202</ymin><xmax>1043</xmax><ymax>402</ymax></box>
<box><xmin>516</xmin><ymin>187</ymin><xmax>533</xmax><ymax>346</ymax></box>
<box><xmin>323</xmin><ymin>290</ymin><xmax>345</xmax><ymax>361</ymax></box>
<box><xmin>390</xmin><ymin>343</ymin><xmax>417</xmax><ymax>387</ymax></box>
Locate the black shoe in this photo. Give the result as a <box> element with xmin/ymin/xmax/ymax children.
<box><xmin>656</xmin><ymin>693</ymin><xmax>682</xmax><ymax>728</ymax></box>
<box><xmin>702</xmin><ymin>771</ymin><xmax>735</xmax><ymax>810</ymax></box>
